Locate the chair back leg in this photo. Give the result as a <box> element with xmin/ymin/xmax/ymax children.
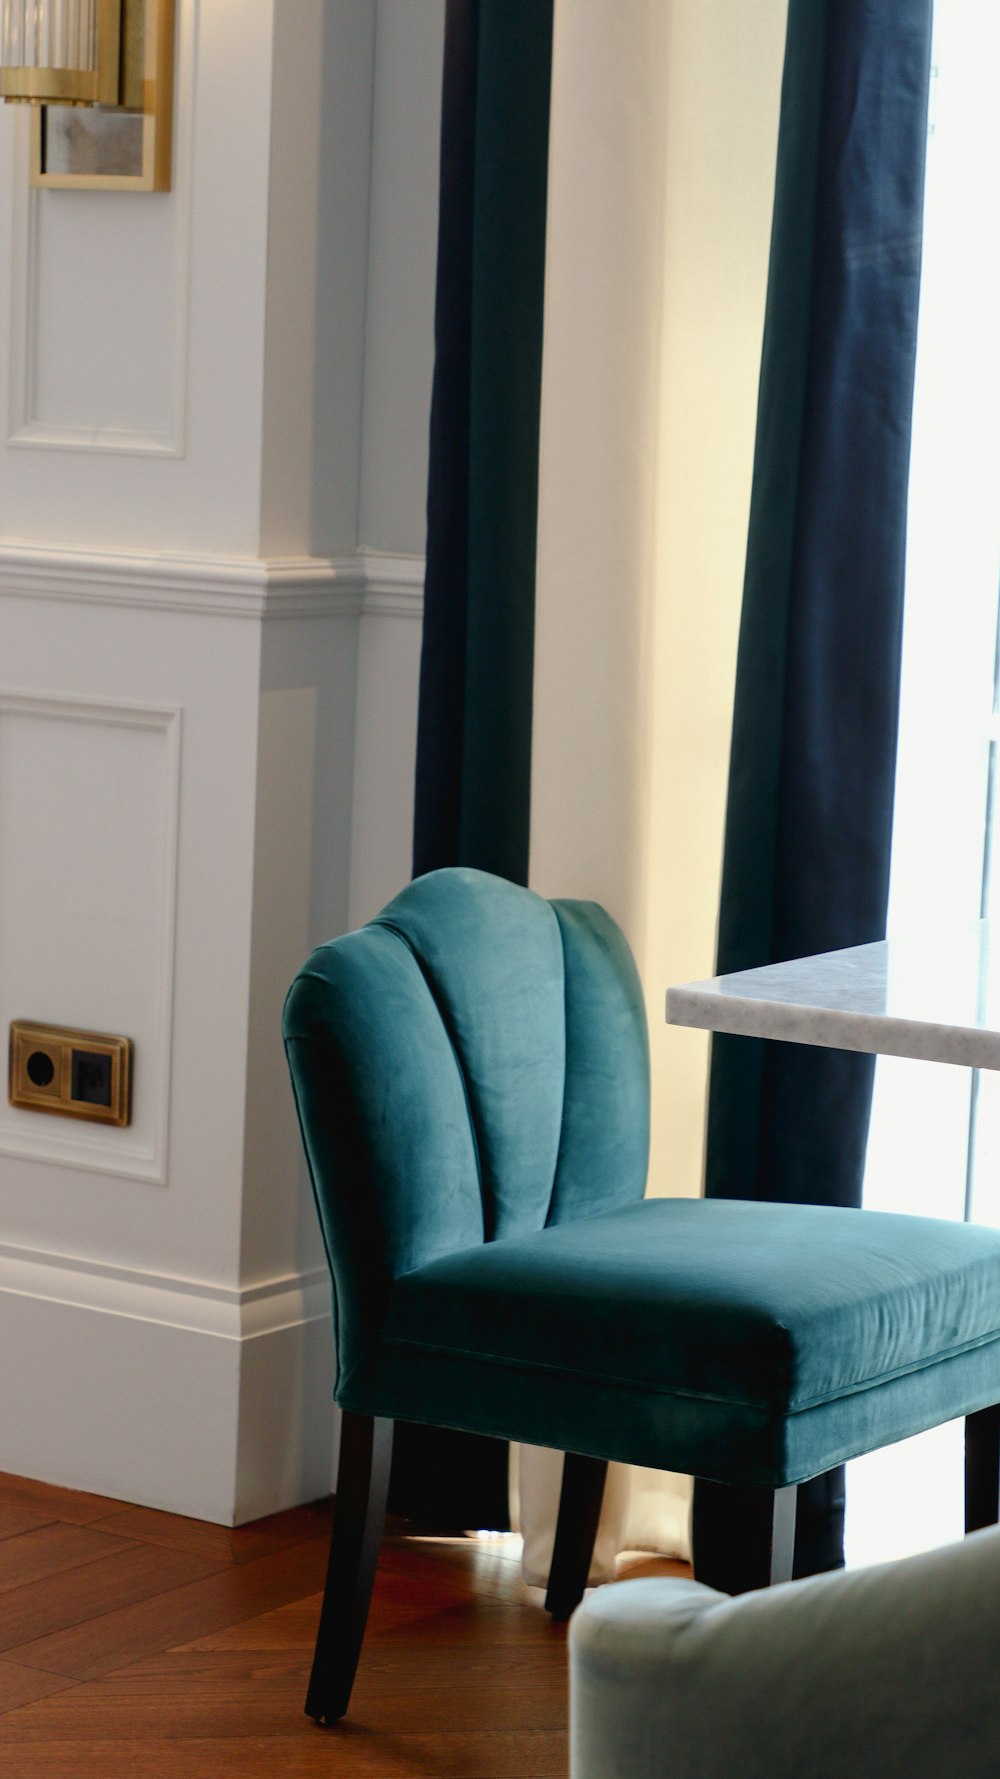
<box><xmin>545</xmin><ymin>1452</ymin><xmax>608</xmax><ymax>1621</ymax></box>
<box><xmin>692</xmin><ymin>1480</ymin><xmax>797</xmax><ymax>1595</ymax></box>
<box><xmin>965</xmin><ymin>1404</ymin><xmax>1000</xmax><ymax>1532</ymax></box>
<box><xmin>306</xmin><ymin>1412</ymin><xmax>394</xmax><ymax>1725</ymax></box>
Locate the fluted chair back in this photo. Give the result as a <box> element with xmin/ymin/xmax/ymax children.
<box><xmin>283</xmin><ymin>866</ymin><xmax>650</xmax><ymax>1389</ymax></box>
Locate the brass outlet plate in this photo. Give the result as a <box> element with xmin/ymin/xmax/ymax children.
<box><xmin>9</xmin><ymin>1022</ymin><xmax>132</xmax><ymax>1127</ymax></box>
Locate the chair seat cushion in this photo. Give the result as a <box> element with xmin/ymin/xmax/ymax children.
<box><xmin>379</xmin><ymin>1199</ymin><xmax>1000</xmax><ymax>1460</ymax></box>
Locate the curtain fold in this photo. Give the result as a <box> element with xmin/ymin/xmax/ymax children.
<box><xmin>703</xmin><ymin>0</ymin><xmax>934</xmax><ymax>1577</ymax></box>
<box><xmin>413</xmin><ymin>0</ymin><xmax>553</xmax><ymax>885</ymax></box>
<box><xmin>400</xmin><ymin>0</ymin><xmax>553</xmax><ymax>1530</ymax></box>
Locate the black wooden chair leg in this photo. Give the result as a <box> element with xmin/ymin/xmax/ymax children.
<box><xmin>768</xmin><ymin>1483</ymin><xmax>797</xmax><ymax>1585</ymax></box>
<box><xmin>692</xmin><ymin>1479</ymin><xmax>797</xmax><ymax>1596</ymax></box>
<box><xmin>965</xmin><ymin>1404</ymin><xmax>1000</xmax><ymax>1532</ymax></box>
<box><xmin>544</xmin><ymin>1451</ymin><xmax>608</xmax><ymax>1621</ymax></box>
<box><xmin>305</xmin><ymin>1412</ymin><xmax>394</xmax><ymax>1725</ymax></box>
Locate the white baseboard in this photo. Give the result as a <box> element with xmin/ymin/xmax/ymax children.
<box><xmin>0</xmin><ymin>1245</ymin><xmax>336</xmax><ymax>1524</ymax></box>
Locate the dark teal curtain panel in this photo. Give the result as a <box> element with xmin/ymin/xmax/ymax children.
<box><xmin>413</xmin><ymin>0</ymin><xmax>553</xmax><ymax>885</ymax></box>
<box><xmin>702</xmin><ymin>0</ymin><xmax>933</xmax><ymax>1575</ymax></box>
<box><xmin>400</xmin><ymin>0</ymin><xmax>553</xmax><ymax>1528</ymax></box>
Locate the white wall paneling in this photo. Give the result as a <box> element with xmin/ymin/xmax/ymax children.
<box><xmin>0</xmin><ymin>689</ymin><xmax>179</xmax><ymax>1183</ymax></box>
<box><xmin>0</xmin><ymin>0</ymin><xmax>440</xmax><ymax>1521</ymax></box>
<box><xmin>243</xmin><ymin>602</ymin><xmax>362</xmax><ymax>1291</ymax></box>
<box><xmin>5</xmin><ymin>0</ymin><xmax>196</xmax><ymax>457</ymax></box>
<box><xmin>0</xmin><ymin>545</ymin><xmax>424</xmax><ymax>1518</ymax></box>
<box><xmin>0</xmin><ymin>545</ymin><xmax>364</xmax><ymax>1281</ymax></box>
<box><xmin>0</xmin><ymin>551</ymin><xmax>352</xmax><ymax>1519</ymax></box>
<box><xmin>0</xmin><ymin>0</ymin><xmax>273</xmax><ymax>555</ymax></box>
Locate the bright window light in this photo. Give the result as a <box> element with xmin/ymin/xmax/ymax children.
<box><xmin>851</xmin><ymin>1</ymin><xmax>1000</xmax><ymax>1566</ymax></box>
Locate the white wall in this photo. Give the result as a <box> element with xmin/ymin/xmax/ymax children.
<box><xmin>0</xmin><ymin>0</ymin><xmax>441</xmax><ymax>1521</ymax></box>
<box><xmin>347</xmin><ymin>0</ymin><xmax>444</xmax><ymax>930</ymax></box>
<box><xmin>360</xmin><ymin>0</ymin><xmax>444</xmax><ymax>557</ymax></box>
<box><xmin>261</xmin><ymin>1</ymin><xmax>377</xmax><ymax>560</ymax></box>
<box><xmin>531</xmin><ymin>0</ymin><xmax>787</xmax><ymax>1199</ymax></box>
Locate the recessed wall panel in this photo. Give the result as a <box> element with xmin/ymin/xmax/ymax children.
<box><xmin>0</xmin><ymin>692</ymin><xmax>179</xmax><ymax>1180</ymax></box>
<box><xmin>5</xmin><ymin>0</ymin><xmax>195</xmax><ymax>461</ymax></box>
<box><xmin>28</xmin><ymin>191</ymin><xmax>180</xmax><ymax>443</ymax></box>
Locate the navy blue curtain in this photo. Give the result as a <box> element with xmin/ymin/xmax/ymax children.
<box><xmin>700</xmin><ymin>0</ymin><xmax>933</xmax><ymax>1578</ymax></box>
<box><xmin>394</xmin><ymin>0</ymin><xmax>553</xmax><ymax>1528</ymax></box>
<box><xmin>413</xmin><ymin>0</ymin><xmax>553</xmax><ymax>885</ymax></box>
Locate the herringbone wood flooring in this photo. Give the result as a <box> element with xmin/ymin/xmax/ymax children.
<box><xmin>0</xmin><ymin>1470</ymin><xmax>687</xmax><ymax>1777</ymax></box>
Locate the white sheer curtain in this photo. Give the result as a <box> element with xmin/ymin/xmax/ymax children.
<box><xmin>519</xmin><ymin>0</ymin><xmax>788</xmax><ymax>1578</ymax></box>
<box><xmin>849</xmin><ymin>0</ymin><xmax>1000</xmax><ymax>1572</ymax></box>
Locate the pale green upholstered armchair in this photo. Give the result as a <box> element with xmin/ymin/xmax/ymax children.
<box><xmin>569</xmin><ymin>1525</ymin><xmax>1000</xmax><ymax>1779</ymax></box>
<box><xmin>283</xmin><ymin>867</ymin><xmax>1000</xmax><ymax>1723</ymax></box>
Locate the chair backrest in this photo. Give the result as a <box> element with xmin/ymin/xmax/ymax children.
<box><xmin>283</xmin><ymin>867</ymin><xmax>650</xmax><ymax>1389</ymax></box>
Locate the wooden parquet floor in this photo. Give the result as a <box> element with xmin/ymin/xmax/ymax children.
<box><xmin>0</xmin><ymin>1470</ymin><xmax>688</xmax><ymax>1778</ymax></box>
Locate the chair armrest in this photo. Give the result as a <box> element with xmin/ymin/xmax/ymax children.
<box><xmin>569</xmin><ymin>1528</ymin><xmax>1000</xmax><ymax>1779</ymax></box>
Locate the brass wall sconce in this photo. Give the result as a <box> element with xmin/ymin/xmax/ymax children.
<box><xmin>0</xmin><ymin>0</ymin><xmax>175</xmax><ymax>191</ymax></box>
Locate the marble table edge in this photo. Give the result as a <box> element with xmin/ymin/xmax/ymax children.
<box><xmin>665</xmin><ymin>985</ymin><xmax>1000</xmax><ymax>1072</ymax></box>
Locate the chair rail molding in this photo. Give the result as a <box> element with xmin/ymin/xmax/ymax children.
<box><xmin>357</xmin><ymin>549</ymin><xmax>426</xmax><ymax>620</ymax></box>
<box><xmin>0</xmin><ymin>541</ymin><xmax>425</xmax><ymax>620</ymax></box>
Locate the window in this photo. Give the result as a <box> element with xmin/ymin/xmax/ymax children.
<box><xmin>850</xmin><ymin>4</ymin><xmax>1000</xmax><ymax>1566</ymax></box>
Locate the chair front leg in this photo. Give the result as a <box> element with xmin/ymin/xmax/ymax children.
<box><xmin>965</xmin><ymin>1404</ymin><xmax>1000</xmax><ymax>1533</ymax></box>
<box><xmin>692</xmin><ymin>1479</ymin><xmax>797</xmax><ymax>1596</ymax></box>
<box><xmin>544</xmin><ymin>1451</ymin><xmax>608</xmax><ymax>1621</ymax></box>
<box><xmin>305</xmin><ymin>1412</ymin><xmax>394</xmax><ymax>1725</ymax></box>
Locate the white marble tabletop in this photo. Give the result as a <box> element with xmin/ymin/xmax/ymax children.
<box><xmin>666</xmin><ymin>921</ymin><xmax>1000</xmax><ymax>1070</ymax></box>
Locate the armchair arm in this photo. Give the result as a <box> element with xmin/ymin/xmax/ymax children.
<box><xmin>569</xmin><ymin>1527</ymin><xmax>1000</xmax><ymax>1779</ymax></box>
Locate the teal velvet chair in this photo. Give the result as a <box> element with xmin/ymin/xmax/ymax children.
<box><xmin>283</xmin><ymin>867</ymin><xmax>1000</xmax><ymax>1724</ymax></box>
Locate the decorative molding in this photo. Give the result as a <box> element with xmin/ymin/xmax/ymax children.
<box><xmin>4</xmin><ymin>2</ymin><xmax>197</xmax><ymax>457</ymax></box>
<box><xmin>358</xmin><ymin>550</ymin><xmax>426</xmax><ymax>619</ymax></box>
<box><xmin>0</xmin><ymin>542</ymin><xmax>425</xmax><ymax>621</ymax></box>
<box><xmin>7</xmin><ymin>420</ymin><xmax>183</xmax><ymax>459</ymax></box>
<box><xmin>0</xmin><ymin>690</ymin><xmax>180</xmax><ymax>1184</ymax></box>
<box><xmin>0</xmin><ymin>1238</ymin><xmax>331</xmax><ymax>1341</ymax></box>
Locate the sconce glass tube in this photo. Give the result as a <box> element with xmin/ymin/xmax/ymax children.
<box><xmin>0</xmin><ymin>0</ymin><xmax>113</xmax><ymax>105</ymax></box>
